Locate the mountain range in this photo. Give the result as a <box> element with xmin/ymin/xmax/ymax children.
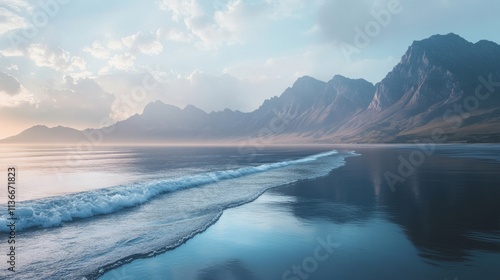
<box><xmin>3</xmin><ymin>33</ymin><xmax>500</xmax><ymax>144</ymax></box>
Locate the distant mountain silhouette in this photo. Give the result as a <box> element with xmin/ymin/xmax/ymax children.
<box><xmin>1</xmin><ymin>125</ymin><xmax>84</xmax><ymax>143</ymax></box>
<box><xmin>3</xmin><ymin>33</ymin><xmax>500</xmax><ymax>144</ymax></box>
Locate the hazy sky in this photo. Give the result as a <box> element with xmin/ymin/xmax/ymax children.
<box><xmin>0</xmin><ymin>0</ymin><xmax>499</xmax><ymax>138</ymax></box>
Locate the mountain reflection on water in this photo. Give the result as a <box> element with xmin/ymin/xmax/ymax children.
<box><xmin>274</xmin><ymin>145</ymin><xmax>500</xmax><ymax>265</ymax></box>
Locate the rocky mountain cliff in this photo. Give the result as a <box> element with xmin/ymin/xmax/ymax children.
<box><xmin>3</xmin><ymin>33</ymin><xmax>500</xmax><ymax>144</ymax></box>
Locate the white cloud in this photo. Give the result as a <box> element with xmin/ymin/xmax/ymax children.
<box><xmin>157</xmin><ymin>0</ymin><xmax>320</xmax><ymax>50</ymax></box>
<box><xmin>159</xmin><ymin>0</ymin><xmax>197</xmax><ymax>22</ymax></box>
<box><xmin>6</xmin><ymin>63</ymin><xmax>19</xmax><ymax>71</ymax></box>
<box><xmin>0</xmin><ymin>47</ymin><xmax>23</xmax><ymax>57</ymax></box>
<box><xmin>106</xmin><ymin>39</ymin><xmax>124</xmax><ymax>51</ymax></box>
<box><xmin>159</xmin><ymin>0</ymin><xmax>269</xmax><ymax>49</ymax></box>
<box><xmin>85</xmin><ymin>33</ymin><xmax>162</xmax><ymax>73</ymax></box>
<box><xmin>27</xmin><ymin>44</ymin><xmax>86</xmax><ymax>73</ymax></box>
<box><xmin>0</xmin><ymin>86</ymin><xmax>37</xmax><ymax>108</ymax></box>
<box><xmin>0</xmin><ymin>7</ymin><xmax>30</xmax><ymax>35</ymax></box>
<box><xmin>84</xmin><ymin>41</ymin><xmax>110</xmax><ymax>59</ymax></box>
<box><xmin>0</xmin><ymin>0</ymin><xmax>34</xmax><ymax>13</ymax></box>
<box><xmin>106</xmin><ymin>53</ymin><xmax>136</xmax><ymax>71</ymax></box>
<box><xmin>157</xmin><ymin>27</ymin><xmax>193</xmax><ymax>43</ymax></box>
<box><xmin>212</xmin><ymin>0</ymin><xmax>259</xmax><ymax>43</ymax></box>
<box><xmin>83</xmin><ymin>34</ymin><xmax>161</xmax><ymax>80</ymax></box>
<box><xmin>121</xmin><ymin>32</ymin><xmax>163</xmax><ymax>55</ymax></box>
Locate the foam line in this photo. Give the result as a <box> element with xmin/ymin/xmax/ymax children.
<box><xmin>0</xmin><ymin>151</ymin><xmax>337</xmax><ymax>232</ymax></box>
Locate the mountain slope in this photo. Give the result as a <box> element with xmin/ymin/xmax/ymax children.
<box><xmin>331</xmin><ymin>33</ymin><xmax>500</xmax><ymax>143</ymax></box>
<box><xmin>3</xmin><ymin>33</ymin><xmax>500</xmax><ymax>144</ymax></box>
<box><xmin>1</xmin><ymin>125</ymin><xmax>84</xmax><ymax>143</ymax></box>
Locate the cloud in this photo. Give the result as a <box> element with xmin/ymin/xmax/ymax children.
<box><xmin>161</xmin><ymin>0</ymin><xmax>228</xmax><ymax>49</ymax></box>
<box><xmin>0</xmin><ymin>71</ymin><xmax>21</xmax><ymax>95</ymax></box>
<box><xmin>84</xmin><ymin>33</ymin><xmax>161</xmax><ymax>74</ymax></box>
<box><xmin>0</xmin><ymin>0</ymin><xmax>34</xmax><ymax>13</ymax></box>
<box><xmin>27</xmin><ymin>44</ymin><xmax>86</xmax><ymax>73</ymax></box>
<box><xmin>83</xmin><ymin>38</ymin><xmax>125</xmax><ymax>63</ymax></box>
<box><xmin>0</xmin><ymin>76</ymin><xmax>115</xmax><ymax>134</ymax></box>
<box><xmin>106</xmin><ymin>39</ymin><xmax>124</xmax><ymax>51</ymax></box>
<box><xmin>0</xmin><ymin>7</ymin><xmax>30</xmax><ymax>35</ymax></box>
<box><xmin>0</xmin><ymin>48</ymin><xmax>23</xmax><ymax>56</ymax></box>
<box><xmin>159</xmin><ymin>0</ymin><xmax>272</xmax><ymax>49</ymax></box>
<box><xmin>105</xmin><ymin>53</ymin><xmax>136</xmax><ymax>71</ymax></box>
<box><xmin>121</xmin><ymin>32</ymin><xmax>163</xmax><ymax>55</ymax></box>
<box><xmin>157</xmin><ymin>27</ymin><xmax>193</xmax><ymax>43</ymax></box>
<box><xmin>42</xmin><ymin>77</ymin><xmax>115</xmax><ymax>124</ymax></box>
<box><xmin>0</xmin><ymin>87</ymin><xmax>37</xmax><ymax>108</ymax></box>
<box><xmin>95</xmin><ymin>69</ymin><xmax>285</xmax><ymax>121</ymax></box>
<box><xmin>316</xmin><ymin>0</ymin><xmax>500</xmax><ymax>48</ymax></box>
<box><xmin>0</xmin><ymin>72</ymin><xmax>37</xmax><ymax>108</ymax></box>
<box><xmin>6</xmin><ymin>63</ymin><xmax>19</xmax><ymax>71</ymax></box>
<box><xmin>212</xmin><ymin>0</ymin><xmax>265</xmax><ymax>41</ymax></box>
<box><xmin>158</xmin><ymin>0</ymin><xmax>188</xmax><ymax>22</ymax></box>
<box><xmin>84</xmin><ymin>41</ymin><xmax>110</xmax><ymax>59</ymax></box>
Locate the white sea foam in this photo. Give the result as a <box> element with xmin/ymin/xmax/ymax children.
<box><xmin>0</xmin><ymin>151</ymin><xmax>337</xmax><ymax>232</ymax></box>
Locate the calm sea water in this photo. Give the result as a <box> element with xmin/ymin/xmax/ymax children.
<box><xmin>1</xmin><ymin>145</ymin><xmax>499</xmax><ymax>279</ymax></box>
<box><xmin>0</xmin><ymin>145</ymin><xmax>352</xmax><ymax>279</ymax></box>
<box><xmin>100</xmin><ymin>144</ymin><xmax>500</xmax><ymax>280</ymax></box>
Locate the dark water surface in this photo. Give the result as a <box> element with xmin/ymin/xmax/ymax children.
<box><xmin>102</xmin><ymin>144</ymin><xmax>500</xmax><ymax>280</ymax></box>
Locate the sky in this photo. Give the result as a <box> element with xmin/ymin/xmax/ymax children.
<box><xmin>0</xmin><ymin>0</ymin><xmax>499</xmax><ymax>139</ymax></box>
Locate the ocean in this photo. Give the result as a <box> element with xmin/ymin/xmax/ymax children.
<box><xmin>1</xmin><ymin>145</ymin><xmax>499</xmax><ymax>279</ymax></box>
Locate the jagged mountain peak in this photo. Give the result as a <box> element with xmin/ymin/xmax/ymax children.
<box><xmin>30</xmin><ymin>124</ymin><xmax>49</xmax><ymax>130</ymax></box>
<box><xmin>143</xmin><ymin>100</ymin><xmax>181</xmax><ymax>115</ymax></box>
<box><xmin>330</xmin><ymin>74</ymin><xmax>353</xmax><ymax>83</ymax></box>
<box><xmin>368</xmin><ymin>33</ymin><xmax>500</xmax><ymax>111</ymax></box>
<box><xmin>3</xmin><ymin>33</ymin><xmax>500</xmax><ymax>144</ymax></box>
<box><xmin>417</xmin><ymin>33</ymin><xmax>469</xmax><ymax>46</ymax></box>
<box><xmin>328</xmin><ymin>75</ymin><xmax>374</xmax><ymax>89</ymax></box>
<box><xmin>183</xmin><ymin>104</ymin><xmax>207</xmax><ymax>114</ymax></box>
<box><xmin>290</xmin><ymin>76</ymin><xmax>326</xmax><ymax>91</ymax></box>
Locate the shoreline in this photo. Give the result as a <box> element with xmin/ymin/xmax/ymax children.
<box><xmin>99</xmin><ymin>145</ymin><xmax>500</xmax><ymax>280</ymax></box>
<box><xmin>90</xmin><ymin>150</ymin><xmax>356</xmax><ymax>279</ymax></box>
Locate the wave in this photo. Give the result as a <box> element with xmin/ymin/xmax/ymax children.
<box><xmin>0</xmin><ymin>151</ymin><xmax>337</xmax><ymax>232</ymax></box>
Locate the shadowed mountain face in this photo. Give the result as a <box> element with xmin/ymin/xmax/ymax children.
<box><xmin>3</xmin><ymin>33</ymin><xmax>500</xmax><ymax>144</ymax></box>
<box><xmin>339</xmin><ymin>33</ymin><xmax>500</xmax><ymax>143</ymax></box>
